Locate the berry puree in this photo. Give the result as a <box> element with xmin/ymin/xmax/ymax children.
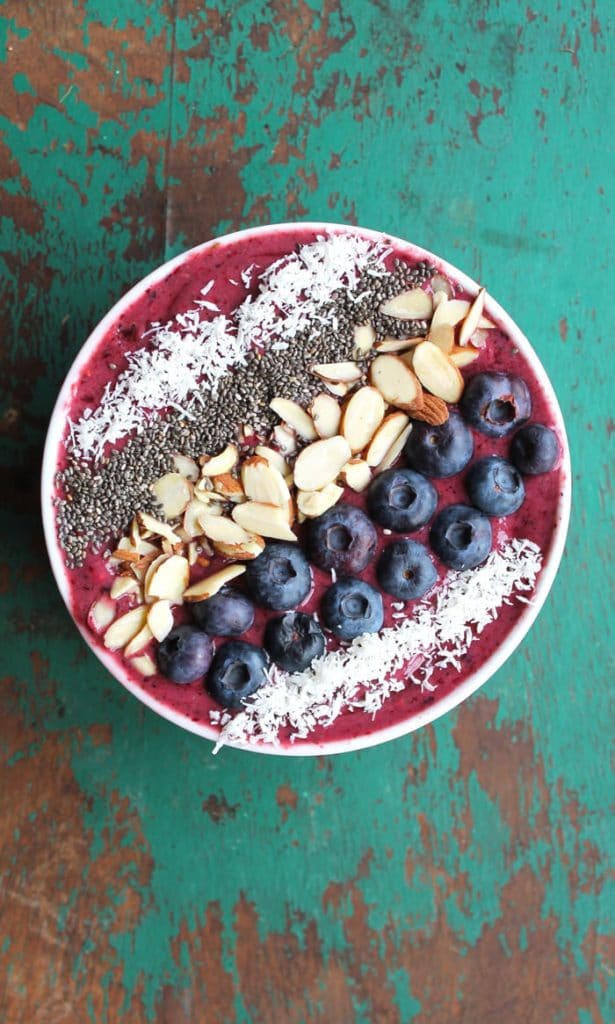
<box><xmin>52</xmin><ymin>225</ymin><xmax>567</xmax><ymax>751</ymax></box>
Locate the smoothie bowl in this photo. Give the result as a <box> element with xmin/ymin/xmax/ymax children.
<box><xmin>41</xmin><ymin>223</ymin><xmax>571</xmax><ymax>755</ymax></box>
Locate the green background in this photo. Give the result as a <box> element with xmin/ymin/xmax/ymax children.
<box><xmin>1</xmin><ymin>1</ymin><xmax>612</xmax><ymax>1021</ymax></box>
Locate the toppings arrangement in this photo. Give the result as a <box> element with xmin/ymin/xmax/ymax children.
<box><xmin>56</xmin><ymin>230</ymin><xmax>562</xmax><ymax>750</ymax></box>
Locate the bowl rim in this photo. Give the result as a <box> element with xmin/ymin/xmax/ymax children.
<box><xmin>41</xmin><ymin>220</ymin><xmax>572</xmax><ymax>756</ymax></box>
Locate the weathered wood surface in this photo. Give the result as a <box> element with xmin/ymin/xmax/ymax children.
<box><xmin>0</xmin><ymin>2</ymin><xmax>612</xmax><ymax>1021</ymax></box>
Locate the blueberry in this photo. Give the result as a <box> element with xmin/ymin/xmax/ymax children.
<box><xmin>206</xmin><ymin>640</ymin><xmax>268</xmax><ymax>709</ymax></box>
<box><xmin>190</xmin><ymin>587</ymin><xmax>255</xmax><ymax>636</ymax></box>
<box><xmin>245</xmin><ymin>542</ymin><xmax>311</xmax><ymax>610</ymax></box>
<box><xmin>321</xmin><ymin>578</ymin><xmax>384</xmax><ymax>640</ymax></box>
<box><xmin>305</xmin><ymin>503</ymin><xmax>377</xmax><ymax>574</ymax></box>
<box><xmin>264</xmin><ymin>612</ymin><xmax>325</xmax><ymax>672</ymax></box>
<box><xmin>156</xmin><ymin>625</ymin><xmax>214</xmax><ymax>684</ymax></box>
<box><xmin>466</xmin><ymin>456</ymin><xmax>525</xmax><ymax>516</ymax></box>
<box><xmin>430</xmin><ymin>504</ymin><xmax>492</xmax><ymax>570</ymax></box>
<box><xmin>367</xmin><ymin>468</ymin><xmax>437</xmax><ymax>532</ymax></box>
<box><xmin>376</xmin><ymin>539</ymin><xmax>438</xmax><ymax>600</ymax></box>
<box><xmin>404</xmin><ymin>411</ymin><xmax>474</xmax><ymax>478</ymax></box>
<box><xmin>460</xmin><ymin>372</ymin><xmax>531</xmax><ymax>438</ymax></box>
<box><xmin>510</xmin><ymin>423</ymin><xmax>560</xmax><ymax>475</ymax></box>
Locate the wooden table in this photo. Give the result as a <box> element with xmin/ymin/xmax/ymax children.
<box><xmin>1</xmin><ymin>2</ymin><xmax>612</xmax><ymax>1021</ymax></box>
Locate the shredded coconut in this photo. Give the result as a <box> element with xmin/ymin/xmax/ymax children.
<box><xmin>211</xmin><ymin>538</ymin><xmax>543</xmax><ymax>752</ymax></box>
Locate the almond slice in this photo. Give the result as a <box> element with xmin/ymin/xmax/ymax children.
<box><xmin>124</xmin><ymin>623</ymin><xmax>154</xmax><ymax>657</ymax></box>
<box><xmin>430</xmin><ymin>298</ymin><xmax>472</xmax><ymax>329</ymax></box>
<box><xmin>172</xmin><ymin>454</ymin><xmax>200</xmax><ymax>482</ymax></box>
<box><xmin>103</xmin><ymin>605</ymin><xmax>148</xmax><ymax>650</ymax></box>
<box><xmin>296</xmin><ymin>482</ymin><xmax>344</xmax><ymax>519</ymax></box>
<box><xmin>312</xmin><ymin>361</ymin><xmax>362</xmax><ymax>384</ymax></box>
<box><xmin>151</xmin><ymin>472</ymin><xmax>192</xmax><ymax>519</ymax></box>
<box><xmin>379</xmin><ymin>288</ymin><xmax>433</xmax><ymax>320</ymax></box>
<box><xmin>412</xmin><ymin>341</ymin><xmax>464</xmax><ymax>403</ymax></box>
<box><xmin>365</xmin><ymin>411</ymin><xmax>410</xmax><ymax>467</ymax></box>
<box><xmin>309</xmin><ymin>393</ymin><xmax>342</xmax><ymax>439</ymax></box>
<box><xmin>212</xmin><ymin>473</ymin><xmax>245</xmax><ymax>502</ymax></box>
<box><xmin>146</xmin><ymin>555</ymin><xmax>189</xmax><ymax>603</ymax></box>
<box><xmin>478</xmin><ymin>315</ymin><xmax>496</xmax><ymax>329</ymax></box>
<box><xmin>213</xmin><ymin>536</ymin><xmax>266</xmax><ymax>560</ymax></box>
<box><xmin>129</xmin><ymin>517</ymin><xmax>141</xmax><ymax>547</ymax></box>
<box><xmin>341</xmin><ymin>386</ymin><xmax>385</xmax><ymax>453</ymax></box>
<box><xmin>374</xmin><ymin>335</ymin><xmax>425</xmax><ymax>353</ymax></box>
<box><xmin>147</xmin><ymin>600</ymin><xmax>174</xmax><ymax>642</ymax></box>
<box><xmin>430</xmin><ymin>274</ymin><xmax>454</xmax><ymax>299</ymax></box>
<box><xmin>369</xmin><ymin>354</ymin><xmax>424</xmax><ymax>412</ymax></box>
<box><xmin>241</xmin><ymin>456</ymin><xmax>290</xmax><ymax>507</ymax></box>
<box><xmin>458</xmin><ymin>287</ymin><xmax>486</xmax><ymax>347</ymax></box>
<box><xmin>232</xmin><ymin>501</ymin><xmax>297</xmax><ymax>542</ymax></box>
<box><xmin>112</xmin><ymin>547</ymin><xmax>140</xmax><ymax>563</ymax></box>
<box><xmin>375</xmin><ymin>423</ymin><xmax>413</xmax><ymax>474</ymax></box>
<box><xmin>110</xmin><ymin>576</ymin><xmax>140</xmax><ymax>600</ymax></box>
<box><xmin>183</xmin><ymin>564</ymin><xmax>247</xmax><ymax>602</ymax></box>
<box><xmin>198</xmin><ymin>514</ymin><xmax>253</xmax><ymax>545</ymax></box>
<box><xmin>340</xmin><ymin>459</ymin><xmax>372</xmax><ymax>492</ymax></box>
<box><xmin>293</xmin><ymin>435</ymin><xmax>352</xmax><ymax>491</ymax></box>
<box><xmin>410</xmin><ymin>393</ymin><xmax>449</xmax><ymax>425</ymax></box>
<box><xmin>449</xmin><ymin>345</ymin><xmax>481</xmax><ymax>367</ymax></box>
<box><xmin>272</xmin><ymin>423</ymin><xmax>298</xmax><ymax>455</ymax></box>
<box><xmin>129</xmin><ymin>653</ymin><xmax>157</xmax><ymax>677</ymax></box>
<box><xmin>87</xmin><ymin>594</ymin><xmax>116</xmax><ymax>634</ymax></box>
<box><xmin>200</xmin><ymin>444</ymin><xmax>239</xmax><ymax>477</ymax></box>
<box><xmin>269</xmin><ymin>398</ymin><xmax>317</xmax><ymax>441</ymax></box>
<box><xmin>353</xmin><ymin>323</ymin><xmax>376</xmax><ymax>355</ymax></box>
<box><xmin>184</xmin><ymin>498</ymin><xmax>218</xmax><ymax>537</ymax></box>
<box><xmin>427</xmin><ymin>323</ymin><xmax>454</xmax><ymax>355</ymax></box>
<box><xmin>323</xmin><ymin>380</ymin><xmax>349</xmax><ymax>398</ymax></box>
<box><xmin>254</xmin><ymin>446</ymin><xmax>289</xmax><ymax>477</ymax></box>
<box><xmin>138</xmin><ymin>512</ymin><xmax>182</xmax><ymax>545</ymax></box>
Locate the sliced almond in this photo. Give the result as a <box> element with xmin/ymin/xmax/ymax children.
<box><xmin>432</xmin><ymin>289</ymin><xmax>449</xmax><ymax>309</ymax></box>
<box><xmin>296</xmin><ymin>482</ymin><xmax>344</xmax><ymax>519</ymax></box>
<box><xmin>365</xmin><ymin>411</ymin><xmax>410</xmax><ymax>467</ymax></box>
<box><xmin>478</xmin><ymin>315</ymin><xmax>496</xmax><ymax>329</ymax></box>
<box><xmin>198</xmin><ymin>514</ymin><xmax>253</xmax><ymax>545</ymax></box>
<box><xmin>184</xmin><ymin>499</ymin><xmax>212</xmax><ymax>538</ymax></box>
<box><xmin>412</xmin><ymin>341</ymin><xmax>464</xmax><ymax>403</ymax></box>
<box><xmin>379</xmin><ymin>288</ymin><xmax>433</xmax><ymax>320</ymax></box>
<box><xmin>151</xmin><ymin>472</ymin><xmax>192</xmax><ymax>520</ymax></box>
<box><xmin>374</xmin><ymin>335</ymin><xmax>425</xmax><ymax>354</ymax></box>
<box><xmin>143</xmin><ymin>554</ymin><xmax>169</xmax><ymax>597</ymax></box>
<box><xmin>136</xmin><ymin>539</ymin><xmax>159</xmax><ymax>557</ymax></box>
<box><xmin>172</xmin><ymin>453</ymin><xmax>200</xmax><ymax>482</ymax></box>
<box><xmin>200</xmin><ymin>444</ymin><xmax>238</xmax><ymax>477</ymax></box>
<box><xmin>430</xmin><ymin>298</ymin><xmax>472</xmax><ymax>330</ymax></box>
<box><xmin>449</xmin><ymin>345</ymin><xmax>481</xmax><ymax>367</ymax></box>
<box><xmin>369</xmin><ymin>354</ymin><xmax>424</xmax><ymax>412</ymax></box>
<box><xmin>103</xmin><ymin>605</ymin><xmax>148</xmax><ymax>651</ymax></box>
<box><xmin>87</xmin><ymin>594</ymin><xmax>116</xmax><ymax>634</ymax></box>
<box><xmin>430</xmin><ymin>274</ymin><xmax>454</xmax><ymax>299</ymax></box>
<box><xmin>129</xmin><ymin>517</ymin><xmax>141</xmax><ymax>547</ymax></box>
<box><xmin>341</xmin><ymin>459</ymin><xmax>372</xmax><ymax>492</ymax></box>
<box><xmin>353</xmin><ymin>323</ymin><xmax>376</xmax><ymax>355</ymax></box>
<box><xmin>129</xmin><ymin>653</ymin><xmax>157</xmax><ymax>677</ymax></box>
<box><xmin>241</xmin><ymin>456</ymin><xmax>290</xmax><ymax>507</ymax></box>
<box><xmin>187</xmin><ymin>541</ymin><xmax>198</xmax><ymax>566</ymax></box>
<box><xmin>270</xmin><ymin>398</ymin><xmax>317</xmax><ymax>441</ymax></box>
<box><xmin>458</xmin><ymin>287</ymin><xmax>486</xmax><ymax>347</ymax></box>
<box><xmin>323</xmin><ymin>380</ymin><xmax>349</xmax><ymax>398</ymax></box>
<box><xmin>124</xmin><ymin>623</ymin><xmax>154</xmax><ymax>658</ymax></box>
<box><xmin>112</xmin><ymin>547</ymin><xmax>140</xmax><ymax>563</ymax></box>
<box><xmin>110</xmin><ymin>576</ymin><xmax>140</xmax><ymax>600</ymax></box>
<box><xmin>147</xmin><ymin>600</ymin><xmax>174</xmax><ymax>642</ymax></box>
<box><xmin>309</xmin><ymin>393</ymin><xmax>342</xmax><ymax>439</ymax></box>
<box><xmin>411</xmin><ymin>393</ymin><xmax>449</xmax><ymax>425</ymax></box>
<box><xmin>341</xmin><ymin>386</ymin><xmax>385</xmax><ymax>453</ymax></box>
<box><xmin>375</xmin><ymin>423</ymin><xmax>413</xmax><ymax>474</ymax></box>
<box><xmin>469</xmin><ymin>328</ymin><xmax>489</xmax><ymax>350</ymax></box>
<box><xmin>232</xmin><ymin>501</ymin><xmax>297</xmax><ymax>543</ymax></box>
<box><xmin>214</xmin><ymin>535</ymin><xmax>266</xmax><ymax>560</ymax></box>
<box><xmin>312</xmin><ymin>361</ymin><xmax>362</xmax><ymax>384</ymax></box>
<box><xmin>255</xmin><ymin>445</ymin><xmax>289</xmax><ymax>477</ymax></box>
<box><xmin>212</xmin><ymin>473</ymin><xmax>245</xmax><ymax>502</ymax></box>
<box><xmin>138</xmin><ymin>512</ymin><xmax>182</xmax><ymax>545</ymax></box>
<box><xmin>146</xmin><ymin>555</ymin><xmax>189</xmax><ymax>603</ymax></box>
<box><xmin>183</xmin><ymin>564</ymin><xmax>247</xmax><ymax>602</ymax></box>
<box><xmin>427</xmin><ymin>323</ymin><xmax>454</xmax><ymax>355</ymax></box>
<box><xmin>293</xmin><ymin>435</ymin><xmax>352</xmax><ymax>492</ymax></box>
<box><xmin>272</xmin><ymin>423</ymin><xmax>298</xmax><ymax>456</ymax></box>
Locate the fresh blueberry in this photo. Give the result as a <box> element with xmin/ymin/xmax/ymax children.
<box><xmin>404</xmin><ymin>411</ymin><xmax>474</xmax><ymax>478</ymax></box>
<box><xmin>190</xmin><ymin>587</ymin><xmax>255</xmax><ymax>636</ymax></box>
<box><xmin>510</xmin><ymin>423</ymin><xmax>560</xmax><ymax>474</ymax></box>
<box><xmin>156</xmin><ymin>625</ymin><xmax>214</xmax><ymax>684</ymax></box>
<box><xmin>430</xmin><ymin>504</ymin><xmax>492</xmax><ymax>570</ymax></box>
<box><xmin>245</xmin><ymin>542</ymin><xmax>311</xmax><ymax>610</ymax></box>
<box><xmin>460</xmin><ymin>372</ymin><xmax>531</xmax><ymax>438</ymax></box>
<box><xmin>206</xmin><ymin>640</ymin><xmax>268</xmax><ymax>709</ymax></box>
<box><xmin>321</xmin><ymin>578</ymin><xmax>384</xmax><ymax>640</ymax></box>
<box><xmin>466</xmin><ymin>456</ymin><xmax>525</xmax><ymax>516</ymax></box>
<box><xmin>305</xmin><ymin>503</ymin><xmax>377</xmax><ymax>574</ymax></box>
<box><xmin>367</xmin><ymin>468</ymin><xmax>437</xmax><ymax>532</ymax></box>
<box><xmin>264</xmin><ymin>612</ymin><xmax>325</xmax><ymax>672</ymax></box>
<box><xmin>376</xmin><ymin>539</ymin><xmax>438</xmax><ymax>600</ymax></box>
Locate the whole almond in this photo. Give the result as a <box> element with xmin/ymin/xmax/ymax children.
<box><xmin>411</xmin><ymin>393</ymin><xmax>449</xmax><ymax>425</ymax></box>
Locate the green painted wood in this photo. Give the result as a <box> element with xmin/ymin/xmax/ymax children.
<box><xmin>0</xmin><ymin>1</ymin><xmax>612</xmax><ymax>1021</ymax></box>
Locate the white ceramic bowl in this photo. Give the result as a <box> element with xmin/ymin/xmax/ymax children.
<box><xmin>41</xmin><ymin>223</ymin><xmax>571</xmax><ymax>755</ymax></box>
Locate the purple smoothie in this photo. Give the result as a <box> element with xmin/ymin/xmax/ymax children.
<box><xmin>54</xmin><ymin>226</ymin><xmax>565</xmax><ymax>748</ymax></box>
